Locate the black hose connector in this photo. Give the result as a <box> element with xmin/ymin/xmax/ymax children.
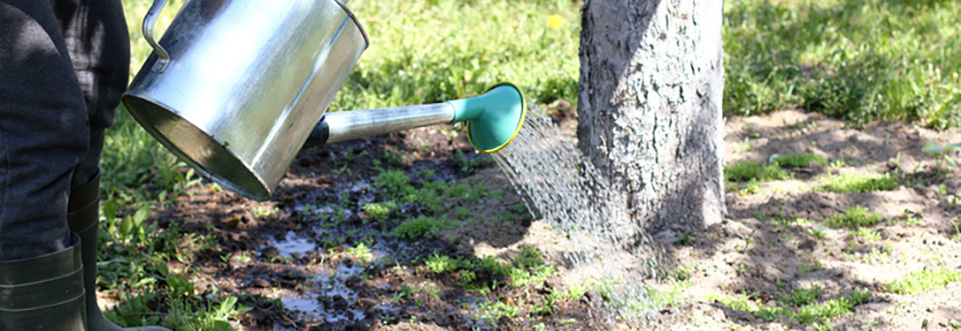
<box><xmin>304</xmin><ymin>116</ymin><xmax>330</xmax><ymax>147</ymax></box>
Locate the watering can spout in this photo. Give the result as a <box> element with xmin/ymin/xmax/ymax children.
<box><xmin>308</xmin><ymin>83</ymin><xmax>526</xmax><ymax>153</ymax></box>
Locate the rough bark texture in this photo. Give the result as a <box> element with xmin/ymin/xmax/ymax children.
<box><xmin>577</xmin><ymin>0</ymin><xmax>724</xmax><ymax>241</ymax></box>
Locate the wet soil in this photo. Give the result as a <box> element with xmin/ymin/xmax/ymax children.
<box><xmin>135</xmin><ymin>107</ymin><xmax>961</xmax><ymax>330</ymax></box>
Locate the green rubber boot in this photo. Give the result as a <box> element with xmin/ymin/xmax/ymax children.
<box><xmin>0</xmin><ymin>233</ymin><xmax>87</xmax><ymax>330</ymax></box>
<box><xmin>68</xmin><ymin>172</ymin><xmax>170</xmax><ymax>331</ymax></box>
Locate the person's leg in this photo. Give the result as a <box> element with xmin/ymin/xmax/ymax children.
<box><xmin>50</xmin><ymin>0</ymin><xmax>130</xmax><ymax>189</ymax></box>
<box><xmin>0</xmin><ymin>1</ymin><xmax>91</xmax><ymax>329</ymax></box>
<box><xmin>0</xmin><ymin>0</ymin><xmax>89</xmax><ymax>261</ymax></box>
<box><xmin>53</xmin><ymin>2</ymin><xmax>170</xmax><ymax>330</ymax></box>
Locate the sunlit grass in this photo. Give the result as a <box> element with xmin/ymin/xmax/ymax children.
<box><xmin>724</xmin><ymin>0</ymin><xmax>961</xmax><ymax>129</ymax></box>
<box><xmin>826</xmin><ymin>205</ymin><xmax>885</xmax><ymax>228</ymax></box>
<box><xmin>883</xmin><ymin>268</ymin><xmax>961</xmax><ymax>295</ymax></box>
<box><xmin>819</xmin><ymin>173</ymin><xmax>900</xmax><ymax>193</ymax></box>
<box><xmin>725</xmin><ymin>160</ymin><xmax>791</xmax><ymax>182</ymax></box>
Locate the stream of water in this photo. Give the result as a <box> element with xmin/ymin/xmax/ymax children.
<box><xmin>491</xmin><ymin>105</ymin><xmax>660</xmax><ymax>321</ymax></box>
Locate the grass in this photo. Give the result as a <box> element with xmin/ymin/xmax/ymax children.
<box><xmin>772</xmin><ymin>152</ymin><xmax>827</xmax><ymax>168</ymax></box>
<box><xmin>725</xmin><ymin>160</ymin><xmax>790</xmax><ymax>182</ymax></box>
<box><xmin>392</xmin><ymin>215</ymin><xmax>445</xmax><ymax>239</ymax></box>
<box><xmin>792</xmin><ymin>289</ymin><xmax>870</xmax><ymax>325</ymax></box>
<box><xmin>819</xmin><ymin>173</ymin><xmax>900</xmax><ymax>193</ymax></box>
<box><xmin>826</xmin><ymin>206</ymin><xmax>885</xmax><ymax>228</ymax></box>
<box><xmin>852</xmin><ymin>228</ymin><xmax>882</xmax><ymax>242</ymax></box>
<box><xmin>883</xmin><ymin>268</ymin><xmax>961</xmax><ymax>295</ymax></box>
<box><xmin>361</xmin><ymin>200</ymin><xmax>398</xmax><ymax>222</ymax></box>
<box><xmin>724</xmin><ymin>0</ymin><xmax>961</xmax><ymax>129</ymax></box>
<box><xmin>781</xmin><ymin>284</ymin><xmax>822</xmax><ymax>307</ymax></box>
<box><xmin>712</xmin><ymin>288</ymin><xmax>870</xmax><ymax>326</ymax></box>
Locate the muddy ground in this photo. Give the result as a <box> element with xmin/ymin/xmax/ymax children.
<box><xmin>118</xmin><ymin>107</ymin><xmax>961</xmax><ymax>330</ymax></box>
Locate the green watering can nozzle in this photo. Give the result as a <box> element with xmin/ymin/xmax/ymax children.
<box><xmin>448</xmin><ymin>83</ymin><xmax>527</xmax><ymax>153</ymax></box>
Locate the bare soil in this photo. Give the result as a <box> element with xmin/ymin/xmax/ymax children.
<box><xmin>124</xmin><ymin>108</ymin><xmax>961</xmax><ymax>330</ymax></box>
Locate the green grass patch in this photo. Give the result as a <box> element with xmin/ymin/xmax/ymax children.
<box><xmin>335</xmin><ymin>0</ymin><xmax>580</xmax><ymax>111</ymax></box>
<box><xmin>347</xmin><ymin>243</ymin><xmax>374</xmax><ymax>263</ymax></box>
<box><xmin>724</xmin><ymin>0</ymin><xmax>961</xmax><ymax>129</ymax></box>
<box><xmin>826</xmin><ymin>206</ymin><xmax>885</xmax><ymax>228</ymax></box>
<box><xmin>712</xmin><ymin>288</ymin><xmax>870</xmax><ymax>326</ymax></box>
<box><xmin>710</xmin><ymin>294</ymin><xmax>787</xmax><ymax>322</ymax></box>
<box><xmin>533</xmin><ymin>285</ymin><xmax>589</xmax><ymax>316</ymax></box>
<box><xmin>424</xmin><ymin>252</ymin><xmax>461</xmax><ymax>273</ymax></box>
<box><xmin>361</xmin><ymin>200</ymin><xmax>398</xmax><ymax>222</ymax></box>
<box><xmin>422</xmin><ymin>247</ymin><xmax>556</xmax><ymax>293</ymax></box>
<box><xmin>851</xmin><ymin>228</ymin><xmax>882</xmax><ymax>242</ymax></box>
<box><xmin>781</xmin><ymin>284</ymin><xmax>822</xmax><ymax>307</ymax></box>
<box><xmin>392</xmin><ymin>215</ymin><xmax>445</xmax><ymax>239</ymax></box>
<box><xmin>883</xmin><ymin>268</ymin><xmax>961</xmax><ymax>295</ymax></box>
<box><xmin>374</xmin><ymin>169</ymin><xmax>410</xmax><ymax>195</ymax></box>
<box><xmin>819</xmin><ymin>173</ymin><xmax>900</xmax><ymax>193</ymax></box>
<box><xmin>793</xmin><ymin>289</ymin><xmax>870</xmax><ymax>325</ymax></box>
<box><xmin>772</xmin><ymin>152</ymin><xmax>827</xmax><ymax>168</ymax></box>
<box><xmin>727</xmin><ymin>178</ymin><xmax>762</xmax><ymax>195</ymax></box>
<box><xmin>725</xmin><ymin>160</ymin><xmax>790</xmax><ymax>182</ymax></box>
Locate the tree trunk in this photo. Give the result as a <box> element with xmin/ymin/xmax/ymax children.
<box><xmin>577</xmin><ymin>0</ymin><xmax>724</xmax><ymax>242</ymax></box>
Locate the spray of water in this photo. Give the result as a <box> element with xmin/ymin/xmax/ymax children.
<box><xmin>491</xmin><ymin>105</ymin><xmax>660</xmax><ymax>322</ymax></box>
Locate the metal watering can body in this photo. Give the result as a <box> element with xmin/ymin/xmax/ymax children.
<box><xmin>123</xmin><ymin>0</ymin><xmax>368</xmax><ymax>201</ymax></box>
<box><xmin>124</xmin><ymin>0</ymin><xmax>526</xmax><ymax>201</ymax></box>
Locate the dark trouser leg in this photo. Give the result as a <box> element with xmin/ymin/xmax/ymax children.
<box><xmin>54</xmin><ymin>1</ymin><xmax>134</xmax><ymax>329</ymax></box>
<box><xmin>50</xmin><ymin>0</ymin><xmax>130</xmax><ymax>190</ymax></box>
<box><xmin>0</xmin><ymin>0</ymin><xmax>89</xmax><ymax>261</ymax></box>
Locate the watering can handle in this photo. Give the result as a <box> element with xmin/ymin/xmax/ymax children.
<box><xmin>143</xmin><ymin>0</ymin><xmax>172</xmax><ymax>73</ymax></box>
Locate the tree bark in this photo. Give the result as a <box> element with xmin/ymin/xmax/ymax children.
<box><xmin>577</xmin><ymin>0</ymin><xmax>724</xmax><ymax>241</ymax></box>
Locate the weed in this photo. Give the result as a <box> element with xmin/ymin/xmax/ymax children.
<box><xmin>533</xmin><ymin>289</ymin><xmax>564</xmax><ymax>316</ymax></box>
<box><xmin>397</xmin><ymin>284</ymin><xmax>416</xmax><ymax>300</ymax></box>
<box><xmin>455</xmin><ymin>149</ymin><xmax>489</xmax><ymax>175</ymax></box>
<box><xmin>676</xmin><ymin>230</ymin><xmax>695</xmax><ymax>246</ymax></box>
<box><xmin>732</xmin><ymin>137</ymin><xmax>754</xmax><ymax>152</ymax></box>
<box><xmin>829</xmin><ymin>159</ymin><xmax>846</xmax><ymax>169</ymax></box>
<box><xmin>505</xmin><ymin>247</ymin><xmax>556</xmax><ymax>287</ymax></box>
<box><xmin>922</xmin><ymin>142</ymin><xmax>961</xmax><ymax>175</ymax></box>
<box><xmin>889</xmin><ymin>210</ymin><xmax>923</xmax><ymax>227</ymax></box>
<box><xmin>819</xmin><ymin>173</ymin><xmax>899</xmax><ymax>193</ymax></box>
<box><xmin>236</xmin><ymin>251</ymin><xmax>252</xmax><ymax>264</ymax></box>
<box><xmin>374</xmin><ymin>169</ymin><xmax>410</xmax><ymax>195</ymax></box>
<box><xmin>362</xmin><ymin>200</ymin><xmax>397</xmax><ymax>222</ymax></box>
<box><xmin>711</xmin><ymin>287</ymin><xmax>869</xmax><ymax>326</ymax></box>
<box><xmin>793</xmin><ymin>289</ymin><xmax>870</xmax><ymax>325</ymax></box>
<box><xmin>728</xmin><ymin>178</ymin><xmax>762</xmax><ymax>195</ymax></box>
<box><xmin>251</xmin><ymin>205</ymin><xmax>278</xmax><ymax>218</ymax></box>
<box><xmin>782</xmin><ymin>284</ymin><xmax>822</xmax><ymax>307</ymax></box>
<box><xmin>424</xmin><ymin>252</ymin><xmax>460</xmax><ymax>273</ymax></box>
<box><xmin>852</xmin><ymin>228</ymin><xmax>882</xmax><ymax>242</ymax></box>
<box><xmin>391</xmin><ymin>216</ymin><xmax>444</xmax><ymax>239</ymax></box>
<box><xmin>883</xmin><ymin>268</ymin><xmax>961</xmax><ymax>295</ymax></box>
<box><xmin>420</xmin><ymin>282</ymin><xmax>441</xmax><ymax>301</ymax></box>
<box><xmin>773</xmin><ymin>151</ymin><xmax>827</xmax><ymax>168</ymax></box>
<box><xmin>859</xmin><ymin>247</ymin><xmax>889</xmax><ymax>264</ymax></box>
<box><xmin>478</xmin><ymin>299</ymin><xmax>519</xmax><ymax>323</ymax></box>
<box><xmin>797</xmin><ymin>262</ymin><xmax>823</xmax><ymax>277</ymax></box>
<box><xmin>347</xmin><ymin>243</ymin><xmax>373</xmax><ymax>263</ymax></box>
<box><xmin>725</xmin><ymin>160</ymin><xmax>790</xmax><ymax>182</ymax></box>
<box><xmin>826</xmin><ymin>206</ymin><xmax>884</xmax><ymax>228</ymax></box>
<box><xmin>807</xmin><ymin>226</ymin><xmax>827</xmax><ymax>240</ymax></box>
<box><xmin>710</xmin><ymin>294</ymin><xmax>786</xmax><ymax>322</ymax></box>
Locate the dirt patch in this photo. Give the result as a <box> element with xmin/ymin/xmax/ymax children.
<box><xmin>128</xmin><ymin>107</ymin><xmax>961</xmax><ymax>330</ymax></box>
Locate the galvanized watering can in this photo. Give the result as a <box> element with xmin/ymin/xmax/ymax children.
<box><xmin>123</xmin><ymin>0</ymin><xmax>526</xmax><ymax>201</ymax></box>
